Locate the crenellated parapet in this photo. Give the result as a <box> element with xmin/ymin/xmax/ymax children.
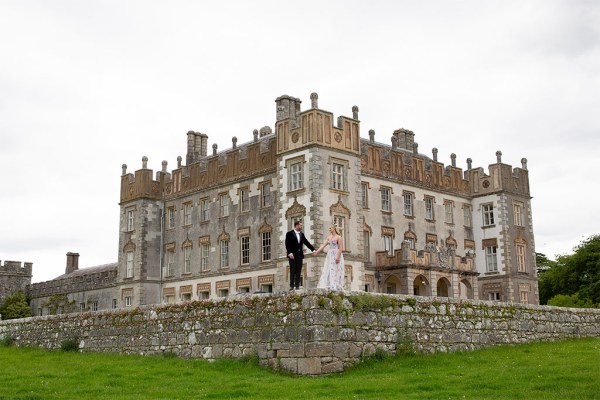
<box><xmin>466</xmin><ymin>152</ymin><xmax>530</xmax><ymax>198</ymax></box>
<box><xmin>28</xmin><ymin>263</ymin><xmax>118</xmax><ymax>298</ymax></box>
<box><xmin>120</xmin><ymin>132</ymin><xmax>277</xmax><ymax>204</ymax></box>
<box><xmin>166</xmin><ymin>134</ymin><xmax>277</xmax><ymax>198</ymax></box>
<box><xmin>0</xmin><ymin>260</ymin><xmax>33</xmax><ymax>304</ymax></box>
<box><xmin>0</xmin><ymin>260</ymin><xmax>33</xmax><ymax>276</ymax></box>
<box><xmin>119</xmin><ymin>156</ymin><xmax>167</xmax><ymax>204</ymax></box>
<box><xmin>275</xmin><ymin>93</ymin><xmax>361</xmax><ymax>156</ymax></box>
<box><xmin>360</xmin><ymin>133</ymin><xmax>530</xmax><ymax>198</ymax></box>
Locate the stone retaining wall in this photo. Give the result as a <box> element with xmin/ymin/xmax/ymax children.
<box><xmin>1</xmin><ymin>291</ymin><xmax>599</xmax><ymax>375</ymax></box>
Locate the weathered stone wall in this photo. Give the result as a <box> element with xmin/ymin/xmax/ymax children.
<box><xmin>0</xmin><ymin>260</ymin><xmax>33</xmax><ymax>304</ymax></box>
<box><xmin>1</xmin><ymin>291</ymin><xmax>598</xmax><ymax>375</ymax></box>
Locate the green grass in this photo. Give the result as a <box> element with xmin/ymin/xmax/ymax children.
<box><xmin>0</xmin><ymin>338</ymin><xmax>598</xmax><ymax>399</ymax></box>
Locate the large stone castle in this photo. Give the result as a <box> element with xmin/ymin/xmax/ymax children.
<box><xmin>8</xmin><ymin>93</ymin><xmax>538</xmax><ymax>316</ymax></box>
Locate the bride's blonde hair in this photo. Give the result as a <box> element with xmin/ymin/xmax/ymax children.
<box><xmin>330</xmin><ymin>225</ymin><xmax>339</xmax><ymax>235</ymax></box>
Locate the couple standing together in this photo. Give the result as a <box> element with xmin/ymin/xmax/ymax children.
<box><xmin>285</xmin><ymin>221</ymin><xmax>345</xmax><ymax>291</ymax></box>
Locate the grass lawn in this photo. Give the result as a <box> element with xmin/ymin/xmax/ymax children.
<box><xmin>0</xmin><ymin>338</ymin><xmax>598</xmax><ymax>399</ymax></box>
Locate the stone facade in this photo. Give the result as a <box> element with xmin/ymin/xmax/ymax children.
<box><xmin>1</xmin><ymin>291</ymin><xmax>598</xmax><ymax>375</ymax></box>
<box><xmin>25</xmin><ymin>92</ymin><xmax>539</xmax><ymax>316</ymax></box>
<box><xmin>0</xmin><ymin>260</ymin><xmax>32</xmax><ymax>305</ymax></box>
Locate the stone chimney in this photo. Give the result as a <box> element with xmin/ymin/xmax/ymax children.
<box><xmin>66</xmin><ymin>252</ymin><xmax>79</xmax><ymax>275</ymax></box>
<box><xmin>275</xmin><ymin>95</ymin><xmax>302</xmax><ymax>123</ymax></box>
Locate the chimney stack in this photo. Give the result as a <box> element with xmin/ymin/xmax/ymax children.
<box><xmin>66</xmin><ymin>252</ymin><xmax>79</xmax><ymax>274</ymax></box>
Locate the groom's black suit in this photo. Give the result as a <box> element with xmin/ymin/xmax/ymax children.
<box><xmin>285</xmin><ymin>228</ymin><xmax>315</xmax><ymax>290</ymax></box>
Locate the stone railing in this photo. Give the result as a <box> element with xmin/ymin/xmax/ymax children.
<box><xmin>1</xmin><ymin>291</ymin><xmax>599</xmax><ymax>375</ymax></box>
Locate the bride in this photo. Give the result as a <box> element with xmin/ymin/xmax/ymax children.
<box><xmin>313</xmin><ymin>225</ymin><xmax>345</xmax><ymax>291</ymax></box>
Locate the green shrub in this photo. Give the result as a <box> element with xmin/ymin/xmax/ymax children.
<box><xmin>60</xmin><ymin>337</ymin><xmax>79</xmax><ymax>352</ymax></box>
<box><xmin>0</xmin><ymin>334</ymin><xmax>15</xmax><ymax>347</ymax></box>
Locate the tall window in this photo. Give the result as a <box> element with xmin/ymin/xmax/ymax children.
<box><xmin>91</xmin><ymin>301</ymin><xmax>98</xmax><ymax>312</ymax></box>
<box><xmin>166</xmin><ymin>250</ymin><xmax>175</xmax><ymax>276</ymax></box>
<box><xmin>240</xmin><ymin>188</ymin><xmax>249</xmax><ymax>212</ymax></box>
<box><xmin>127</xmin><ymin>210</ymin><xmax>135</xmax><ymax>231</ymax></box>
<box><xmin>184</xmin><ymin>203</ymin><xmax>192</xmax><ymax>226</ymax></box>
<box><xmin>167</xmin><ymin>207</ymin><xmax>176</xmax><ymax>229</ymax></box>
<box><xmin>425</xmin><ymin>197</ymin><xmax>434</xmax><ymax>220</ymax></box>
<box><xmin>260</xmin><ymin>182</ymin><xmax>271</xmax><ymax>207</ymax></box>
<box><xmin>463</xmin><ymin>205</ymin><xmax>472</xmax><ymax>227</ymax></box>
<box><xmin>361</xmin><ymin>183</ymin><xmax>369</xmax><ymax>208</ymax></box>
<box><xmin>381</xmin><ymin>187</ymin><xmax>391</xmax><ymax>212</ymax></box>
<box><xmin>124</xmin><ymin>296</ymin><xmax>132</xmax><ymax>307</ymax></box>
<box><xmin>482</xmin><ymin>204</ymin><xmax>495</xmax><ymax>226</ymax></box>
<box><xmin>520</xmin><ymin>291</ymin><xmax>529</xmax><ymax>304</ymax></box>
<box><xmin>240</xmin><ymin>235</ymin><xmax>250</xmax><ymax>265</ymax></box>
<box><xmin>513</xmin><ymin>202</ymin><xmax>523</xmax><ymax>226</ymax></box>
<box><xmin>331</xmin><ymin>163</ymin><xmax>346</xmax><ymax>191</ymax></box>
<box><xmin>485</xmin><ymin>246</ymin><xmax>498</xmax><ymax>272</ymax></box>
<box><xmin>200</xmin><ymin>198</ymin><xmax>210</xmax><ymax>222</ymax></box>
<box><xmin>444</xmin><ymin>201</ymin><xmax>454</xmax><ymax>224</ymax></box>
<box><xmin>516</xmin><ymin>244</ymin><xmax>526</xmax><ymax>272</ymax></box>
<box><xmin>220</xmin><ymin>240</ymin><xmax>229</xmax><ymax>268</ymax></box>
<box><xmin>261</xmin><ymin>231</ymin><xmax>272</xmax><ymax>262</ymax></box>
<box><xmin>403</xmin><ymin>193</ymin><xmax>413</xmax><ymax>216</ymax></box>
<box><xmin>383</xmin><ymin>235</ymin><xmax>393</xmax><ymax>256</ymax></box>
<box><xmin>220</xmin><ymin>194</ymin><xmax>229</xmax><ymax>217</ymax></box>
<box><xmin>289</xmin><ymin>161</ymin><xmax>303</xmax><ymax>191</ymax></box>
<box><xmin>125</xmin><ymin>251</ymin><xmax>134</xmax><ymax>278</ymax></box>
<box><xmin>183</xmin><ymin>246</ymin><xmax>191</xmax><ymax>273</ymax></box>
<box><xmin>363</xmin><ymin>231</ymin><xmax>370</xmax><ymax>261</ymax></box>
<box><xmin>201</xmin><ymin>243</ymin><xmax>210</xmax><ymax>272</ymax></box>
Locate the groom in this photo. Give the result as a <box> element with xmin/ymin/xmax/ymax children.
<box><xmin>285</xmin><ymin>221</ymin><xmax>315</xmax><ymax>291</ymax></box>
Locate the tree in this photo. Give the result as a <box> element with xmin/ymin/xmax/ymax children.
<box><xmin>538</xmin><ymin>234</ymin><xmax>600</xmax><ymax>308</ymax></box>
<box><xmin>0</xmin><ymin>291</ymin><xmax>32</xmax><ymax>320</ymax></box>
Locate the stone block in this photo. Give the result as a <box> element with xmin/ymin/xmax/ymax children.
<box><xmin>321</xmin><ymin>361</ymin><xmax>344</xmax><ymax>374</ymax></box>
<box><xmin>280</xmin><ymin>358</ymin><xmax>298</xmax><ymax>374</ymax></box>
<box><xmin>305</xmin><ymin>342</ymin><xmax>333</xmax><ymax>357</ymax></box>
<box><xmin>289</xmin><ymin>343</ymin><xmax>305</xmax><ymax>357</ymax></box>
<box><xmin>297</xmin><ymin>357</ymin><xmax>321</xmax><ymax>375</ymax></box>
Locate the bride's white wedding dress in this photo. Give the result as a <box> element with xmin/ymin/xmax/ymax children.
<box><xmin>317</xmin><ymin>240</ymin><xmax>344</xmax><ymax>291</ymax></box>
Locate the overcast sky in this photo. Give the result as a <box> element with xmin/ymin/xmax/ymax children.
<box><xmin>1</xmin><ymin>1</ymin><xmax>599</xmax><ymax>283</ymax></box>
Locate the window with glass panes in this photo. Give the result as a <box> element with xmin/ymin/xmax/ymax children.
<box><xmin>361</xmin><ymin>183</ymin><xmax>369</xmax><ymax>208</ymax></box>
<box><xmin>403</xmin><ymin>193</ymin><xmax>413</xmax><ymax>216</ymax></box>
<box><xmin>200</xmin><ymin>198</ymin><xmax>210</xmax><ymax>222</ymax></box>
<box><xmin>260</xmin><ymin>182</ymin><xmax>271</xmax><ymax>207</ymax></box>
<box><xmin>201</xmin><ymin>243</ymin><xmax>210</xmax><ymax>271</ymax></box>
<box><xmin>516</xmin><ymin>244</ymin><xmax>526</xmax><ymax>272</ymax></box>
<box><xmin>463</xmin><ymin>205</ymin><xmax>472</xmax><ymax>227</ymax></box>
<box><xmin>485</xmin><ymin>246</ymin><xmax>498</xmax><ymax>272</ymax></box>
<box><xmin>363</xmin><ymin>231</ymin><xmax>370</xmax><ymax>261</ymax></box>
<box><xmin>220</xmin><ymin>240</ymin><xmax>229</xmax><ymax>268</ymax></box>
<box><xmin>127</xmin><ymin>209</ymin><xmax>135</xmax><ymax>231</ymax></box>
<box><xmin>184</xmin><ymin>203</ymin><xmax>192</xmax><ymax>225</ymax></box>
<box><xmin>381</xmin><ymin>187</ymin><xmax>391</xmax><ymax>212</ymax></box>
<box><xmin>240</xmin><ymin>236</ymin><xmax>250</xmax><ymax>265</ymax></box>
<box><xmin>513</xmin><ymin>202</ymin><xmax>523</xmax><ymax>226</ymax></box>
<box><xmin>384</xmin><ymin>235</ymin><xmax>393</xmax><ymax>256</ymax></box>
<box><xmin>220</xmin><ymin>194</ymin><xmax>229</xmax><ymax>217</ymax></box>
<box><xmin>289</xmin><ymin>161</ymin><xmax>303</xmax><ymax>191</ymax></box>
<box><xmin>482</xmin><ymin>204</ymin><xmax>495</xmax><ymax>226</ymax></box>
<box><xmin>261</xmin><ymin>231</ymin><xmax>271</xmax><ymax>261</ymax></box>
<box><xmin>167</xmin><ymin>207</ymin><xmax>176</xmax><ymax>229</ymax></box>
<box><xmin>126</xmin><ymin>251</ymin><xmax>134</xmax><ymax>278</ymax></box>
<box><xmin>331</xmin><ymin>163</ymin><xmax>345</xmax><ymax>190</ymax></box>
<box><xmin>444</xmin><ymin>201</ymin><xmax>454</xmax><ymax>224</ymax></box>
<box><xmin>166</xmin><ymin>250</ymin><xmax>175</xmax><ymax>276</ymax></box>
<box><xmin>425</xmin><ymin>197</ymin><xmax>434</xmax><ymax>220</ymax></box>
<box><xmin>183</xmin><ymin>246</ymin><xmax>191</xmax><ymax>273</ymax></box>
<box><xmin>240</xmin><ymin>188</ymin><xmax>249</xmax><ymax>212</ymax></box>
